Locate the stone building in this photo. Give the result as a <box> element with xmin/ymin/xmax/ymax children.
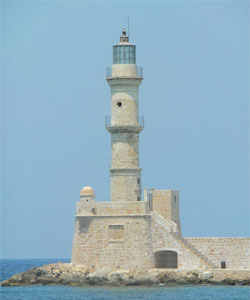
<box><xmin>71</xmin><ymin>30</ymin><xmax>249</xmax><ymax>270</ymax></box>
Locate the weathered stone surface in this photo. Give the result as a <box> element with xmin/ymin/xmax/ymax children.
<box><xmin>1</xmin><ymin>263</ymin><xmax>250</xmax><ymax>287</ymax></box>
<box><xmin>185</xmin><ymin>238</ymin><xmax>250</xmax><ymax>269</ymax></box>
<box><xmin>86</xmin><ymin>267</ymin><xmax>113</xmax><ymax>285</ymax></box>
<box><xmin>107</xmin><ymin>269</ymin><xmax>130</xmax><ymax>284</ymax></box>
<box><xmin>133</xmin><ymin>270</ymin><xmax>160</xmax><ymax>285</ymax></box>
<box><xmin>198</xmin><ymin>271</ymin><xmax>213</xmax><ymax>280</ymax></box>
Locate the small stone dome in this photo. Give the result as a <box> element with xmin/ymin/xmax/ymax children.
<box><xmin>80</xmin><ymin>186</ymin><xmax>95</xmax><ymax>196</ymax></box>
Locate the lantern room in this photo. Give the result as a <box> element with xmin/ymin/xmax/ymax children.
<box><xmin>113</xmin><ymin>29</ymin><xmax>136</xmax><ymax>64</ymax></box>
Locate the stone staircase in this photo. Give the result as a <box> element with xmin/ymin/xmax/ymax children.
<box><xmin>151</xmin><ymin>211</ymin><xmax>218</xmax><ymax>269</ymax></box>
<box><xmin>151</xmin><ymin>211</ymin><xmax>175</xmax><ymax>232</ymax></box>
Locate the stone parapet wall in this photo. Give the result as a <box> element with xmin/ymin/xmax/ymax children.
<box><xmin>93</xmin><ymin>201</ymin><xmax>149</xmax><ymax>215</ymax></box>
<box><xmin>76</xmin><ymin>201</ymin><xmax>149</xmax><ymax>216</ymax></box>
<box><xmin>185</xmin><ymin>237</ymin><xmax>250</xmax><ymax>269</ymax></box>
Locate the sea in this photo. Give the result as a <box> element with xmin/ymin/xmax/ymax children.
<box><xmin>0</xmin><ymin>259</ymin><xmax>249</xmax><ymax>300</ymax></box>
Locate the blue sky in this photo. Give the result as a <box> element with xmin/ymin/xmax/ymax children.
<box><xmin>1</xmin><ymin>1</ymin><xmax>249</xmax><ymax>259</ymax></box>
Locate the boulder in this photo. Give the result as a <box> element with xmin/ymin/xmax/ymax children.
<box><xmin>36</xmin><ymin>275</ymin><xmax>62</xmax><ymax>285</ymax></box>
<box><xmin>198</xmin><ymin>271</ymin><xmax>213</xmax><ymax>281</ymax></box>
<box><xmin>86</xmin><ymin>267</ymin><xmax>113</xmax><ymax>285</ymax></box>
<box><xmin>134</xmin><ymin>270</ymin><xmax>160</xmax><ymax>285</ymax></box>
<box><xmin>107</xmin><ymin>269</ymin><xmax>130</xmax><ymax>284</ymax></box>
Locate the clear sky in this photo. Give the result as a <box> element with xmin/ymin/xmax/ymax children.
<box><xmin>1</xmin><ymin>1</ymin><xmax>249</xmax><ymax>259</ymax></box>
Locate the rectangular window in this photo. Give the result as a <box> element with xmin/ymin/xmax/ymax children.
<box><xmin>108</xmin><ymin>225</ymin><xmax>124</xmax><ymax>242</ymax></box>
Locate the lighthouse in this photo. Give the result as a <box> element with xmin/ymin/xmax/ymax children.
<box><xmin>72</xmin><ymin>30</ymin><xmax>202</xmax><ymax>271</ymax></box>
<box><xmin>71</xmin><ymin>29</ymin><xmax>248</xmax><ymax>271</ymax></box>
<box><xmin>106</xmin><ymin>29</ymin><xmax>144</xmax><ymax>202</ymax></box>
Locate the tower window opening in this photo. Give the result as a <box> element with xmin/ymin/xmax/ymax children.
<box><xmin>137</xmin><ymin>178</ymin><xmax>140</xmax><ymax>184</ymax></box>
<box><xmin>117</xmin><ymin>102</ymin><xmax>122</xmax><ymax>107</ymax></box>
<box><xmin>174</xmin><ymin>196</ymin><xmax>177</xmax><ymax>202</ymax></box>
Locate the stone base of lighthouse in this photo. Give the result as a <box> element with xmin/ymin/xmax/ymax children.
<box><xmin>71</xmin><ymin>187</ymin><xmax>250</xmax><ymax>270</ymax></box>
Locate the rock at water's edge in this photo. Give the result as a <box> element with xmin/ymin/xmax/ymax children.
<box><xmin>1</xmin><ymin>263</ymin><xmax>249</xmax><ymax>287</ymax></box>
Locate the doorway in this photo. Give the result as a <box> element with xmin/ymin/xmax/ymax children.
<box><xmin>154</xmin><ymin>250</ymin><xmax>178</xmax><ymax>268</ymax></box>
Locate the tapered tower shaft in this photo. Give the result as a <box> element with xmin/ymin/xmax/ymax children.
<box><xmin>106</xmin><ymin>29</ymin><xmax>143</xmax><ymax>202</ymax></box>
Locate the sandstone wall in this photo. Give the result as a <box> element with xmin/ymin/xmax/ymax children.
<box><xmin>151</xmin><ymin>190</ymin><xmax>181</xmax><ymax>233</ymax></box>
<box><xmin>71</xmin><ymin>215</ymin><xmax>154</xmax><ymax>269</ymax></box>
<box><xmin>108</xmin><ymin>76</ymin><xmax>143</xmax><ymax>203</ymax></box>
<box><xmin>110</xmin><ymin>169</ymin><xmax>141</xmax><ymax>202</ymax></box>
<box><xmin>151</xmin><ymin>217</ymin><xmax>208</xmax><ymax>269</ymax></box>
<box><xmin>111</xmin><ymin>132</ymin><xmax>139</xmax><ymax>168</ymax></box>
<box><xmin>110</xmin><ymin>80</ymin><xmax>140</xmax><ymax>127</ymax></box>
<box><xmin>185</xmin><ymin>237</ymin><xmax>250</xmax><ymax>269</ymax></box>
<box><xmin>76</xmin><ymin>200</ymin><xmax>149</xmax><ymax>216</ymax></box>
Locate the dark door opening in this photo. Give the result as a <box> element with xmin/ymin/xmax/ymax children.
<box><xmin>155</xmin><ymin>250</ymin><xmax>178</xmax><ymax>268</ymax></box>
<box><xmin>221</xmin><ymin>261</ymin><xmax>226</xmax><ymax>269</ymax></box>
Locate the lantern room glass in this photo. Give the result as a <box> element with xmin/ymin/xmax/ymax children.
<box><xmin>113</xmin><ymin>45</ymin><xmax>136</xmax><ymax>64</ymax></box>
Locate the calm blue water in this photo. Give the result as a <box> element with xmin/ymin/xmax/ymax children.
<box><xmin>1</xmin><ymin>259</ymin><xmax>249</xmax><ymax>300</ymax></box>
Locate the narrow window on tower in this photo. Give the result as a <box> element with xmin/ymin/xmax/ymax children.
<box><xmin>137</xmin><ymin>178</ymin><xmax>140</xmax><ymax>184</ymax></box>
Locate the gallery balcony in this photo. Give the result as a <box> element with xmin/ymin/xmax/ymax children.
<box><xmin>105</xmin><ymin>115</ymin><xmax>144</xmax><ymax>133</ymax></box>
<box><xmin>106</xmin><ymin>66</ymin><xmax>143</xmax><ymax>80</ymax></box>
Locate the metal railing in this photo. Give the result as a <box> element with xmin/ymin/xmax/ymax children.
<box><xmin>106</xmin><ymin>66</ymin><xmax>143</xmax><ymax>79</ymax></box>
<box><xmin>136</xmin><ymin>67</ymin><xmax>143</xmax><ymax>78</ymax></box>
<box><xmin>106</xmin><ymin>67</ymin><xmax>112</xmax><ymax>78</ymax></box>
<box><xmin>105</xmin><ymin>115</ymin><xmax>144</xmax><ymax>128</ymax></box>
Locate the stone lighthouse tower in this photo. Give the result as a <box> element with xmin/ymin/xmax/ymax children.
<box><xmin>71</xmin><ymin>29</ymin><xmax>249</xmax><ymax>271</ymax></box>
<box><xmin>106</xmin><ymin>29</ymin><xmax>144</xmax><ymax>202</ymax></box>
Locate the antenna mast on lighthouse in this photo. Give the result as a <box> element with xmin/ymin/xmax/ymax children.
<box><xmin>128</xmin><ymin>16</ymin><xmax>130</xmax><ymax>40</ymax></box>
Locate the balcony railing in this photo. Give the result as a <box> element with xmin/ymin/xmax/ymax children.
<box><xmin>106</xmin><ymin>67</ymin><xmax>143</xmax><ymax>79</ymax></box>
<box><xmin>105</xmin><ymin>115</ymin><xmax>144</xmax><ymax>129</ymax></box>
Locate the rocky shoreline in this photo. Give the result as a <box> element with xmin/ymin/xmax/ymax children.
<box><xmin>1</xmin><ymin>263</ymin><xmax>250</xmax><ymax>287</ymax></box>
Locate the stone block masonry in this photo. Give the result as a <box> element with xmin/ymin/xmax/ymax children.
<box><xmin>72</xmin><ymin>187</ymin><xmax>250</xmax><ymax>270</ymax></box>
<box><xmin>72</xmin><ymin>215</ymin><xmax>154</xmax><ymax>269</ymax></box>
<box><xmin>185</xmin><ymin>238</ymin><xmax>250</xmax><ymax>269</ymax></box>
